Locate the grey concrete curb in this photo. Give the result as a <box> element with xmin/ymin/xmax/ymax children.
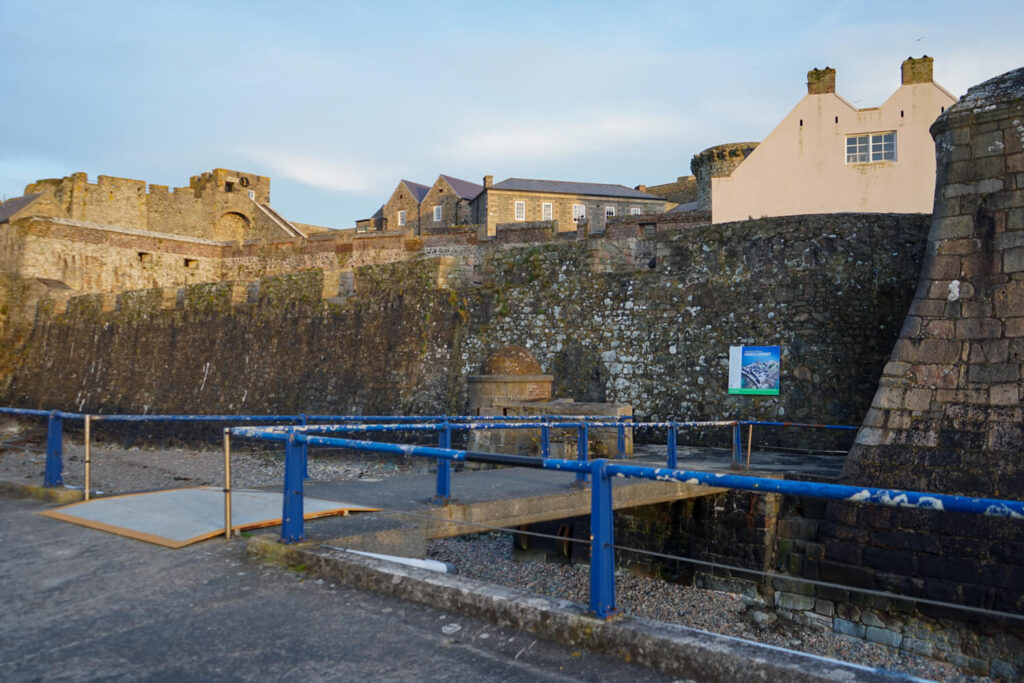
<box><xmin>246</xmin><ymin>535</ymin><xmax>928</xmax><ymax>682</ymax></box>
<box><xmin>0</xmin><ymin>479</ymin><xmax>83</xmax><ymax>504</ymax></box>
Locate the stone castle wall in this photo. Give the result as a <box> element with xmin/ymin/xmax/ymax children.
<box><xmin>1</xmin><ymin>213</ymin><xmax>929</xmax><ymax>447</ymax></box>
<box><xmin>22</xmin><ymin>169</ymin><xmax>291</xmax><ymax>242</ymax></box>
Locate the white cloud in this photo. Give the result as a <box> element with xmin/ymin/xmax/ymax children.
<box><xmin>239</xmin><ymin>149</ymin><xmax>391</xmax><ymax>194</ymax></box>
<box><xmin>447</xmin><ymin>114</ymin><xmax>690</xmax><ymax>164</ymax></box>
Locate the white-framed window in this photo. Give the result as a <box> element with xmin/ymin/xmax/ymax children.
<box><xmin>846</xmin><ymin>131</ymin><xmax>896</xmax><ymax>163</ymax></box>
<box><xmin>630</xmin><ymin>207</ymin><xmax>642</xmax><ymax>216</ymax></box>
<box><xmin>605</xmin><ymin>206</ymin><xmax>615</xmax><ymax>217</ymax></box>
<box><xmin>247</xmin><ymin>190</ymin><xmax>256</xmax><ymax>200</ymax></box>
<box><xmin>514</xmin><ymin>201</ymin><xmax>526</xmax><ymax>221</ymax></box>
<box><xmin>572</xmin><ymin>204</ymin><xmax>586</xmax><ymax>223</ymax></box>
<box><xmin>433</xmin><ymin>205</ymin><xmax>442</xmax><ymax>222</ymax></box>
<box><xmin>398</xmin><ymin>210</ymin><xmax>406</xmax><ymax>226</ymax></box>
<box><xmin>542</xmin><ymin>202</ymin><xmax>553</xmax><ymax>221</ymax></box>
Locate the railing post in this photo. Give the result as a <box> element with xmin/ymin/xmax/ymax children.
<box><xmin>433</xmin><ymin>418</ymin><xmax>452</xmax><ymax>504</ymax></box>
<box><xmin>667</xmin><ymin>421</ymin><xmax>677</xmax><ymax>469</ymax></box>
<box><xmin>616</xmin><ymin>417</ymin><xmax>626</xmax><ymax>458</ymax></box>
<box><xmin>44</xmin><ymin>411</ymin><xmax>63</xmax><ymax>487</ymax></box>
<box><xmin>281</xmin><ymin>430</ymin><xmax>305</xmax><ymax>544</ymax></box>
<box><xmin>588</xmin><ymin>459</ymin><xmax>617</xmax><ymax>620</ymax></box>
<box><xmin>540</xmin><ymin>417</ymin><xmax>550</xmax><ymax>459</ymax></box>
<box><xmin>300</xmin><ymin>414</ymin><xmax>309</xmax><ymax>479</ymax></box>
<box><xmin>575</xmin><ymin>422</ymin><xmax>589</xmax><ymax>485</ymax></box>
<box><xmin>732</xmin><ymin>422</ymin><xmax>743</xmax><ymax>470</ymax></box>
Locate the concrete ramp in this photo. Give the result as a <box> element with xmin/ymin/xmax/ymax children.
<box><xmin>40</xmin><ymin>487</ymin><xmax>377</xmax><ymax>548</ymax></box>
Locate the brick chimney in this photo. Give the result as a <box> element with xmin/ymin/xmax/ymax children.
<box><xmin>483</xmin><ymin>175</ymin><xmax>493</xmax><ymax>188</ymax></box>
<box><xmin>901</xmin><ymin>55</ymin><xmax>933</xmax><ymax>84</ymax></box>
<box><xmin>635</xmin><ymin>184</ymin><xmax>648</xmax><ymax>193</ymax></box>
<box><xmin>807</xmin><ymin>67</ymin><xmax>836</xmax><ymax>95</ymax></box>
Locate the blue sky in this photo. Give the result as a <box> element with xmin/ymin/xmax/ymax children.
<box><xmin>1</xmin><ymin>1</ymin><xmax>1022</xmax><ymax>228</ymax></box>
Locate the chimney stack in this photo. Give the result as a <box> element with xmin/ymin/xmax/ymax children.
<box><xmin>635</xmin><ymin>184</ymin><xmax>648</xmax><ymax>193</ymax></box>
<box><xmin>901</xmin><ymin>55</ymin><xmax>933</xmax><ymax>85</ymax></box>
<box><xmin>807</xmin><ymin>67</ymin><xmax>836</xmax><ymax>95</ymax></box>
<box><xmin>483</xmin><ymin>175</ymin><xmax>493</xmax><ymax>188</ymax></box>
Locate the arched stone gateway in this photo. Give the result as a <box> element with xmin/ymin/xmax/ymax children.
<box><xmin>214</xmin><ymin>211</ymin><xmax>250</xmax><ymax>242</ymax></box>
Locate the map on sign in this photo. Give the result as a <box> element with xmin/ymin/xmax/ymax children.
<box><xmin>728</xmin><ymin>346</ymin><xmax>781</xmax><ymax>395</ymax></box>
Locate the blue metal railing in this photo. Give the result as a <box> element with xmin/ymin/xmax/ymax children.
<box><xmin>0</xmin><ymin>406</ymin><xmax>859</xmax><ymax>496</ymax></box>
<box><xmin>228</xmin><ymin>424</ymin><xmax>1024</xmax><ymax>621</ymax></box>
<box><xmin>5</xmin><ymin>406</ymin><xmax>1021</xmax><ymax>622</ymax></box>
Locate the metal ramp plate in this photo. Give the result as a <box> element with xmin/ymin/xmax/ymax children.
<box><xmin>40</xmin><ymin>487</ymin><xmax>377</xmax><ymax>548</ymax></box>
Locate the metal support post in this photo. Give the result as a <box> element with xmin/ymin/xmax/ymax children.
<box><xmin>280</xmin><ymin>431</ymin><xmax>305</xmax><ymax>544</ymax></box>
<box><xmin>540</xmin><ymin>418</ymin><xmax>550</xmax><ymax>459</ymax></box>
<box><xmin>84</xmin><ymin>416</ymin><xmax>92</xmax><ymax>501</ymax></box>
<box><xmin>667</xmin><ymin>421</ymin><xmax>677</xmax><ymax>470</ymax></box>
<box><xmin>731</xmin><ymin>422</ymin><xmax>743</xmax><ymax>470</ymax></box>
<box><xmin>616</xmin><ymin>419</ymin><xmax>626</xmax><ymax>458</ymax></box>
<box><xmin>575</xmin><ymin>423</ymin><xmax>589</xmax><ymax>485</ymax></box>
<box><xmin>45</xmin><ymin>411</ymin><xmax>63</xmax><ymax>487</ymax></box>
<box><xmin>223</xmin><ymin>429</ymin><xmax>232</xmax><ymax>539</ymax></box>
<box><xmin>588</xmin><ymin>459</ymin><xmax>617</xmax><ymax>620</ymax></box>
<box><xmin>300</xmin><ymin>414</ymin><xmax>309</xmax><ymax>479</ymax></box>
<box><xmin>433</xmin><ymin>419</ymin><xmax>452</xmax><ymax>504</ymax></box>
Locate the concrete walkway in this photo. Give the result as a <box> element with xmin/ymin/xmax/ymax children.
<box><xmin>0</xmin><ymin>495</ymin><xmax>675</xmax><ymax>682</ymax></box>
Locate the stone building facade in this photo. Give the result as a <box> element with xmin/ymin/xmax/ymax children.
<box><xmin>381</xmin><ymin>179</ymin><xmax>430</xmax><ymax>233</ymax></box>
<box><xmin>472</xmin><ymin>176</ymin><xmax>667</xmax><ymax>236</ymax></box>
<box><xmin>419</xmin><ymin>175</ymin><xmax>483</xmax><ymax>231</ymax></box>
<box><xmin>709</xmin><ymin>57</ymin><xmax>957</xmax><ymax>223</ymax></box>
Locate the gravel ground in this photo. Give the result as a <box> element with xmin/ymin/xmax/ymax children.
<box><xmin>0</xmin><ymin>420</ymin><xmax>426</xmax><ymax>495</ymax></box>
<box><xmin>0</xmin><ymin>419</ymin><xmax>992</xmax><ymax>681</ymax></box>
<box><xmin>429</xmin><ymin>535</ymin><xmax>989</xmax><ymax>682</ymax></box>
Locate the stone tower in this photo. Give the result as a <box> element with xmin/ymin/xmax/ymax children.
<box><xmin>842</xmin><ymin>67</ymin><xmax>1024</xmax><ymax>497</ymax></box>
<box><xmin>690</xmin><ymin>142</ymin><xmax>759</xmax><ymax>211</ymax></box>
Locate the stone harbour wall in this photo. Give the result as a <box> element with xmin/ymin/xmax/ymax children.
<box><xmin>1</xmin><ymin>212</ymin><xmax>929</xmax><ymax>453</ymax></box>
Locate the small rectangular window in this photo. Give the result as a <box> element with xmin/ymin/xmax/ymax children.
<box><xmin>846</xmin><ymin>131</ymin><xmax>896</xmax><ymax>163</ymax></box>
<box><xmin>225</xmin><ymin>182</ymin><xmax>234</xmax><ymax>192</ymax></box>
<box><xmin>605</xmin><ymin>206</ymin><xmax>615</xmax><ymax>217</ymax></box>
<box><xmin>572</xmin><ymin>204</ymin><xmax>585</xmax><ymax>222</ymax></box>
<box><xmin>514</xmin><ymin>201</ymin><xmax>526</xmax><ymax>221</ymax></box>
<box><xmin>184</xmin><ymin>258</ymin><xmax>198</xmax><ymax>269</ymax></box>
<box><xmin>398</xmin><ymin>210</ymin><xmax>406</xmax><ymax>226</ymax></box>
<box><xmin>247</xmin><ymin>190</ymin><xmax>256</xmax><ymax>200</ymax></box>
<box><xmin>542</xmin><ymin>202</ymin><xmax>553</xmax><ymax>221</ymax></box>
<box><xmin>433</xmin><ymin>205</ymin><xmax>442</xmax><ymax>222</ymax></box>
<box><xmin>630</xmin><ymin>207</ymin><xmax>642</xmax><ymax>216</ymax></box>
<box><xmin>138</xmin><ymin>252</ymin><xmax>152</xmax><ymax>263</ymax></box>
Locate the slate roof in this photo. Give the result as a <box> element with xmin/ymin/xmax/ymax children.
<box><xmin>667</xmin><ymin>200</ymin><xmax>701</xmax><ymax>213</ymax></box>
<box><xmin>439</xmin><ymin>174</ymin><xmax>483</xmax><ymax>200</ymax></box>
<box><xmin>490</xmin><ymin>178</ymin><xmax>664</xmax><ymax>200</ymax></box>
<box><xmin>401</xmin><ymin>180</ymin><xmax>431</xmax><ymax>203</ymax></box>
<box><xmin>0</xmin><ymin>193</ymin><xmax>41</xmax><ymax>223</ymax></box>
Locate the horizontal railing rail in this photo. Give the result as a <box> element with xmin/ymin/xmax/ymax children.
<box><xmin>228</xmin><ymin>423</ymin><xmax>1024</xmax><ymax>621</ymax></box>
<box><xmin>0</xmin><ymin>406</ymin><xmax>861</xmax><ymax>493</ymax></box>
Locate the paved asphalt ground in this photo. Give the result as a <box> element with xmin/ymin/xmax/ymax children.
<box><xmin>0</xmin><ymin>496</ymin><xmax>675</xmax><ymax>682</ymax></box>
